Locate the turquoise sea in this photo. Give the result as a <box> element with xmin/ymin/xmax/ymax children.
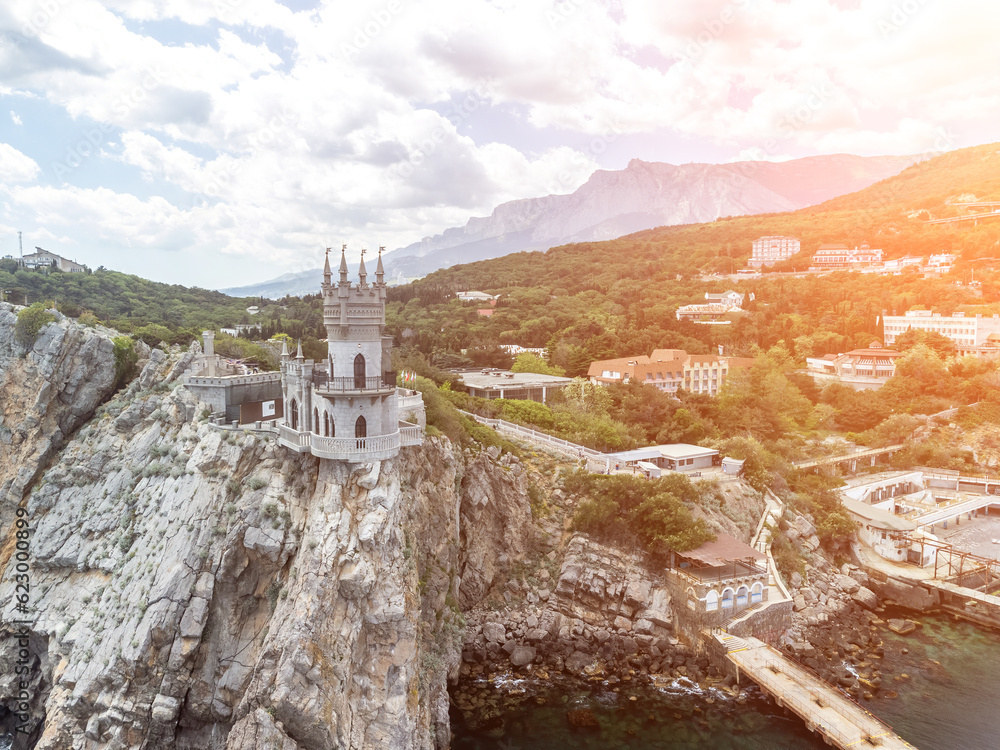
<box><xmin>451</xmin><ymin>611</ymin><xmax>1000</xmax><ymax>750</ymax></box>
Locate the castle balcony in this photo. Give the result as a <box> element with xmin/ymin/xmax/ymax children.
<box><xmin>400</xmin><ymin>421</ymin><xmax>423</xmax><ymax>447</ymax></box>
<box><xmin>311</xmin><ymin>373</ymin><xmax>396</xmax><ymax>396</ymax></box>
<box><xmin>277</xmin><ymin>423</ymin><xmax>402</xmax><ymax>462</ymax></box>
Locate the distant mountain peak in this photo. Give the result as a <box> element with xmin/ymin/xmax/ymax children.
<box><xmin>225</xmin><ymin>153</ymin><xmax>920</xmax><ymax>298</ymax></box>
<box><xmin>379</xmin><ymin>153</ymin><xmax>918</xmax><ymax>281</ymax></box>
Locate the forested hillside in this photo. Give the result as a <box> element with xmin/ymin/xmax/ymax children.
<box><xmin>385</xmin><ymin>143</ymin><xmax>1000</xmax><ymax>372</ymax></box>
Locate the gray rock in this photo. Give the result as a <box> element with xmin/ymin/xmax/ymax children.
<box><xmin>151</xmin><ymin>694</ymin><xmax>180</xmax><ymax>723</ymax></box>
<box><xmin>244</xmin><ymin>526</ymin><xmax>284</xmax><ymax>562</ymax></box>
<box><xmin>565</xmin><ymin>651</ymin><xmax>593</xmax><ymax>672</ymax></box>
<box><xmin>482</xmin><ymin>622</ymin><xmax>506</xmax><ymax>643</ymax></box>
<box><xmin>510</xmin><ymin>646</ymin><xmax>536</xmax><ymax>667</ymax></box>
<box><xmin>851</xmin><ymin>587</ymin><xmax>878</xmax><ymax>611</ymax></box>
<box><xmin>633</xmin><ymin>618</ymin><xmax>654</xmax><ymax>635</ymax></box>
<box><xmin>613</xmin><ymin>615</ymin><xmax>632</xmax><ymax>632</ymax></box>
<box><xmin>835</xmin><ymin>574</ymin><xmax>861</xmax><ymax>594</ymax></box>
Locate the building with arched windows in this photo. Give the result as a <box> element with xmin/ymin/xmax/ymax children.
<box><xmin>276</xmin><ymin>247</ymin><xmax>424</xmax><ymax>462</ymax></box>
<box><xmin>667</xmin><ymin>532</ymin><xmax>770</xmax><ymax>624</ymax></box>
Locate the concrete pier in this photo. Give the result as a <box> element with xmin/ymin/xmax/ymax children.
<box><xmin>720</xmin><ymin>634</ymin><xmax>916</xmax><ymax>749</ymax></box>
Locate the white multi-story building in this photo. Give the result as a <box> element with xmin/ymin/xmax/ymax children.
<box><xmin>748</xmin><ymin>236</ymin><xmax>800</xmax><ymax>268</ymax></box>
<box><xmin>277</xmin><ymin>248</ymin><xmax>423</xmax><ymax>462</ymax></box>
<box><xmin>21</xmin><ymin>247</ymin><xmax>86</xmax><ymax>273</ymax></box>
<box><xmin>882</xmin><ymin>310</ymin><xmax>1000</xmax><ymax>348</ymax></box>
<box><xmin>810</xmin><ymin>243</ymin><xmax>883</xmax><ymax>270</ymax></box>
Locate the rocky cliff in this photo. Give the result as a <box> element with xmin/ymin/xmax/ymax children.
<box><xmin>0</xmin><ymin>304</ymin><xmax>534</xmax><ymax>750</ymax></box>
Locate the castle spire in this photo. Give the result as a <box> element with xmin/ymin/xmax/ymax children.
<box><xmin>280</xmin><ymin>338</ymin><xmax>290</xmax><ymax>361</ymax></box>
<box><xmin>323</xmin><ymin>247</ymin><xmax>332</xmax><ymax>286</ymax></box>
<box><xmin>339</xmin><ymin>244</ymin><xmax>349</xmax><ymax>284</ymax></box>
<box><xmin>358</xmin><ymin>247</ymin><xmax>368</xmax><ymax>286</ymax></box>
<box><xmin>295</xmin><ymin>339</ymin><xmax>304</xmax><ymax>359</ymax></box>
<box><xmin>376</xmin><ymin>246</ymin><xmax>385</xmax><ymax>285</ymax></box>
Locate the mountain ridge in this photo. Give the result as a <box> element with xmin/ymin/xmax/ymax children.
<box><xmin>221</xmin><ymin>152</ymin><xmax>920</xmax><ymax>297</ymax></box>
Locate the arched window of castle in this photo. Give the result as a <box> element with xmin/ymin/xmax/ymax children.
<box><xmin>736</xmin><ymin>585</ymin><xmax>748</xmax><ymax>606</ymax></box>
<box><xmin>314</xmin><ymin>407</ymin><xmax>319</xmax><ymax>434</ymax></box>
<box><xmin>705</xmin><ymin>590</ymin><xmax>719</xmax><ymax>612</ymax></box>
<box><xmin>354</xmin><ymin>353</ymin><xmax>366</xmax><ymax>389</ymax></box>
<box><xmin>751</xmin><ymin>582</ymin><xmax>763</xmax><ymax>603</ymax></box>
<box><xmin>289</xmin><ymin>399</ymin><xmax>298</xmax><ymax>430</ymax></box>
<box><xmin>721</xmin><ymin>588</ymin><xmax>734</xmax><ymax>609</ymax></box>
<box><xmin>355</xmin><ymin>415</ymin><xmax>367</xmax><ymax>442</ymax></box>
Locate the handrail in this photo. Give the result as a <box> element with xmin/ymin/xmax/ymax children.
<box><xmin>459</xmin><ymin>409</ymin><xmax>607</xmax><ymax>460</ymax></box>
<box><xmin>312</xmin><ymin>375</ymin><xmax>395</xmax><ymax>392</ymax></box>
<box><xmin>793</xmin><ymin>444</ymin><xmax>905</xmax><ymax>468</ymax></box>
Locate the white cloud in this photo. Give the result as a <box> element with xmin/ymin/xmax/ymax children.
<box><xmin>9</xmin><ymin>111</ymin><xmax>21</xmax><ymax>125</ymax></box>
<box><xmin>0</xmin><ymin>142</ymin><xmax>39</xmax><ymax>182</ymax></box>
<box><xmin>2</xmin><ymin>0</ymin><xmax>999</xmax><ymax>286</ymax></box>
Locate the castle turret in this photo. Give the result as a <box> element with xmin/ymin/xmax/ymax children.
<box><xmin>277</xmin><ymin>245</ymin><xmax>421</xmax><ymax>463</ymax></box>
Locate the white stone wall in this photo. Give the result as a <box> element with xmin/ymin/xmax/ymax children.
<box><xmin>329</xmin><ymin>340</ymin><xmax>384</xmax><ymax>380</ymax></box>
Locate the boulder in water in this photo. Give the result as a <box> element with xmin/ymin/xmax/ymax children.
<box><xmin>886</xmin><ymin>619</ymin><xmax>918</xmax><ymax>635</ymax></box>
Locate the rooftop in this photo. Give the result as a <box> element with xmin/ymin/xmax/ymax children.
<box><xmin>607</xmin><ymin>443</ymin><xmax>719</xmax><ymax>463</ymax></box>
<box><xmin>457</xmin><ymin>369</ymin><xmax>573</xmax><ymax>389</ymax></box>
<box><xmin>842</xmin><ymin>469</ymin><xmax>923</xmax><ymax>489</ymax></box>
<box><xmin>679</xmin><ymin>532</ymin><xmax>767</xmax><ymax>567</ymax></box>
<box><xmin>841</xmin><ymin>497</ymin><xmax>918</xmax><ymax>531</ymax></box>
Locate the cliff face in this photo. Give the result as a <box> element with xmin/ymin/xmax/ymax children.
<box><xmin>0</xmin><ymin>307</ymin><xmax>533</xmax><ymax>750</ymax></box>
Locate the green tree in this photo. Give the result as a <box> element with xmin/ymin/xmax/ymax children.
<box><xmin>632</xmin><ymin>492</ymin><xmax>715</xmax><ymax>552</ymax></box>
<box><xmin>560</xmin><ymin>377</ymin><xmax>612</xmax><ymax>417</ymax></box>
<box><xmin>499</xmin><ymin>399</ymin><xmax>555</xmax><ymax>430</ymax></box>
<box><xmin>15</xmin><ymin>303</ymin><xmax>56</xmax><ymax>350</ymax></box>
<box><xmin>112</xmin><ymin>336</ymin><xmax>139</xmax><ymax>391</ymax></box>
<box><xmin>893</xmin><ymin>328</ymin><xmax>956</xmax><ymax>358</ymax></box>
<box><xmin>511</xmin><ymin>352</ymin><xmax>566</xmax><ymax>376</ymax></box>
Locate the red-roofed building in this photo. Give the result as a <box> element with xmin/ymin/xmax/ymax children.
<box><xmin>588</xmin><ymin>349</ymin><xmax>752</xmax><ymax>396</ymax></box>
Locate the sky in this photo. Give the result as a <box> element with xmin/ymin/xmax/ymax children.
<box><xmin>0</xmin><ymin>0</ymin><xmax>997</xmax><ymax>289</ymax></box>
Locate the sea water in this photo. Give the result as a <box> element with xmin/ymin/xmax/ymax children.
<box><xmin>452</xmin><ymin>611</ymin><xmax>1000</xmax><ymax>750</ymax></box>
